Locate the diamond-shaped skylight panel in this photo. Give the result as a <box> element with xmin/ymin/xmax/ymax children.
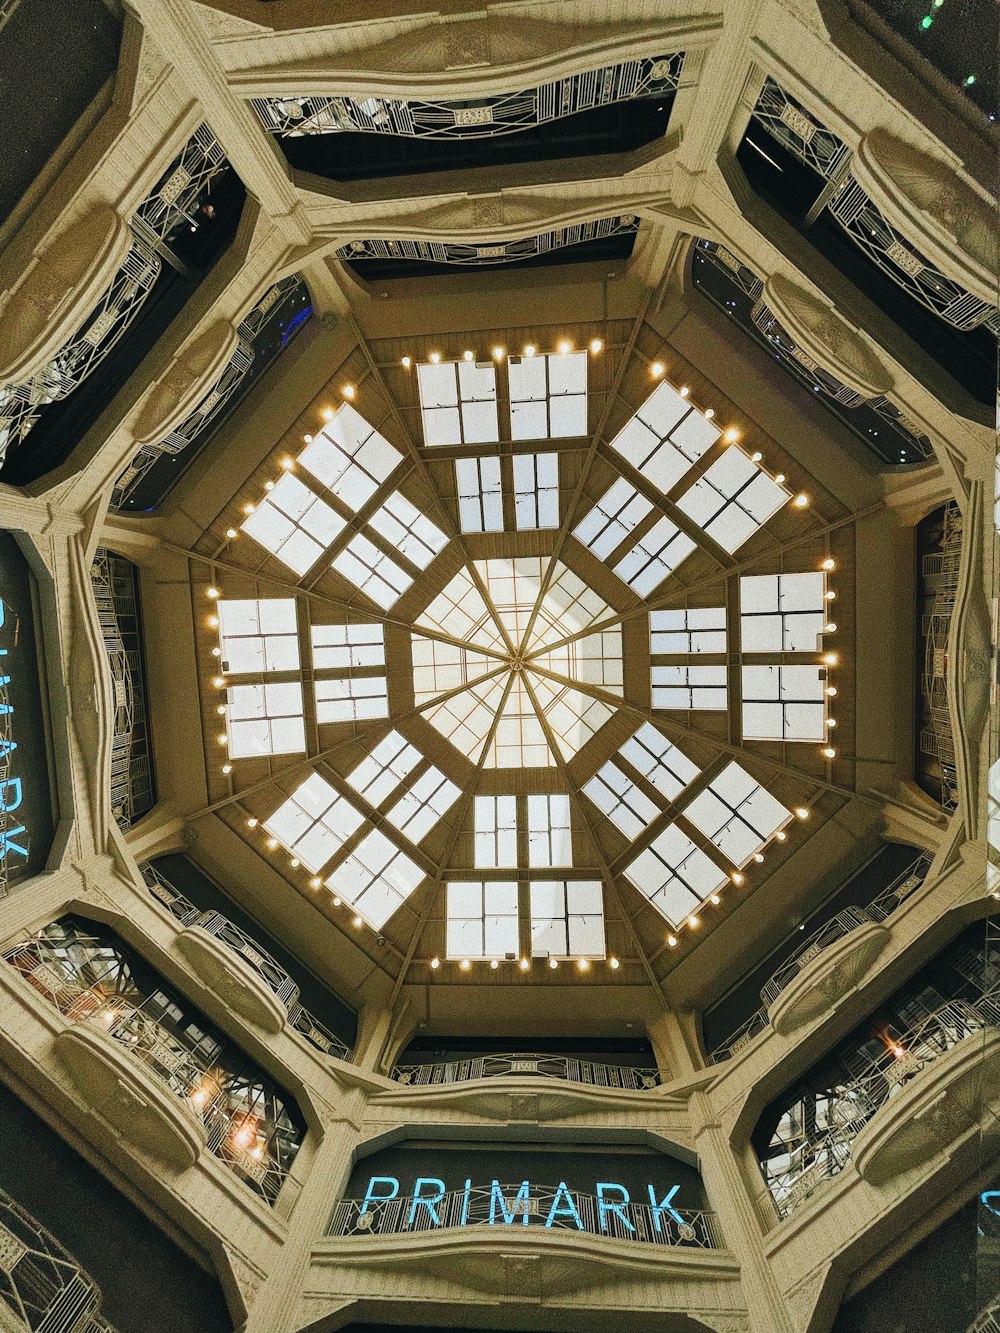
<box><xmin>609</xmin><ymin>381</ymin><xmax>721</xmax><ymax>492</ymax></box>
<box><xmin>676</xmin><ymin>447</ymin><xmax>790</xmax><ymax>553</ymax></box>
<box><xmin>297</xmin><ymin>403</ymin><xmax>403</xmax><ymax>509</ymax></box>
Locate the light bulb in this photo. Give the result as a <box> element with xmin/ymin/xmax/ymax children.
<box><xmin>263</xmin><ymin>479</ymin><xmax>274</xmax><ymax>491</ymax></box>
<box><xmin>492</xmin><ymin>346</ymin><xmax>505</xmax><ymax>361</ymax></box>
<box><xmin>822</xmin><ymin>746</ymin><xmax>837</xmax><ymax>759</ymax></box>
<box><xmin>207</xmin><ymin>587</ymin><xmax>220</xmax><ymax>599</ymax></box>
<box><xmin>243</xmin><ymin>503</ymin><xmax>255</xmax><ymax>515</ymax></box>
<box><xmin>290</xmin><ymin>858</ymin><xmax>299</xmax><ymax>868</ymax></box>
<box><xmin>548</xmin><ymin>957</ymin><xmax>558</xmax><ymax>969</ymax></box>
<box><xmin>265</xmin><ymin>836</ymin><xmax>277</xmax><ymax>849</ymax></box>
<box><xmin>225</xmin><ymin>528</ymin><xmax>237</xmax><ymax>539</ymax></box>
<box><xmin>679</xmin><ymin>385</ymin><xmax>689</xmax><ymax>397</ymax></box>
<box><xmin>519</xmin><ymin>957</ymin><xmax>530</xmax><ymax>971</ymax></box>
<box><xmin>667</xmin><ymin>934</ymin><xmax>678</xmax><ymax>947</ymax></box>
<box><xmin>430</xmin><ymin>957</ymin><xmax>440</xmax><ymax>969</ymax></box>
<box><xmin>321</xmin><ymin>407</ymin><xmax>334</xmax><ymax>421</ymax></box>
<box><xmin>705</xmin><ymin>408</ymin><xmax>715</xmax><ymax>419</ymax></box>
<box><xmin>724</xmin><ymin>428</ymin><xmax>740</xmax><ymax>442</ymax></box>
<box><xmin>401</xmin><ymin>356</ymin><xmax>412</xmax><ymax>368</ymax></box>
<box><xmin>246</xmin><ymin>817</ymin><xmax>258</xmax><ymax>828</ymax></box>
<box><xmin>577</xmin><ymin>957</ymin><xmax>590</xmax><ymax>972</ymax></box>
<box><xmin>710</xmin><ymin>893</ymin><xmax>721</xmax><ymax>905</ymax></box>
<box><xmin>460</xmin><ymin>958</ymin><xmax>471</xmax><ymax>971</ymax></box>
<box><xmin>332</xmin><ymin>896</ymin><xmax>341</xmax><ymax>907</ymax></box>
<box><xmin>775</xmin><ymin>830</ymin><xmax>787</xmax><ymax>842</ymax></box>
<box><xmin>352</xmin><ymin>915</ymin><xmax>363</xmax><ymax>928</ymax></box>
<box><xmin>429</xmin><ymin>352</ymin><xmax>441</xmax><ymax>364</ymax></box>
<box><xmin>753</xmin><ymin>852</ymin><xmax>765</xmax><ymax>863</ymax></box>
<box><xmin>825</xmin><ymin>589</ymin><xmax>836</xmax><ymax>601</ymax></box>
<box><xmin>650</xmin><ymin>361</ymin><xmax>665</xmax><ymax>377</ymax></box>
<box><xmin>310</xmin><ymin>877</ymin><xmax>321</xmax><ymax>889</ymax></box>
<box><xmin>557</xmin><ymin>340</ymin><xmax>572</xmax><ymax>355</ymax></box>
<box><xmin>609</xmin><ymin>956</ymin><xmax>620</xmax><ymax>970</ymax></box>
<box><xmin>489</xmin><ymin>959</ymin><xmax>499</xmax><ymax>970</ymax></box>
<box><xmin>732</xmin><ymin>872</ymin><xmax>745</xmax><ymax>885</ymax></box>
<box><xmin>751</xmin><ymin>450</ymin><xmax>763</xmax><ymax>462</ymax></box>
<box><xmin>216</xmin><ymin>704</ymin><xmax>226</xmax><ymax>715</ymax></box>
<box><xmin>688</xmin><ymin>915</ymin><xmax>700</xmax><ymax>928</ymax></box>
<box><xmin>341</xmin><ymin>384</ymin><xmax>356</xmax><ymax>399</ymax></box>
<box><xmin>793</xmin><ymin>493</ymin><xmax>809</xmax><ymax>508</ymax></box>
<box><xmin>826</xmin><ymin>686</ymin><xmax>838</xmax><ymax>697</ymax></box>
<box><xmin>822</xmin><ymin>652</ymin><xmax>839</xmax><ymax>667</ymax></box>
<box><xmin>281</xmin><ymin>456</ymin><xmax>294</xmax><ymax>470</ymax></box>
<box><xmin>774</xmin><ymin>472</ymin><xmax>786</xmax><ymax>484</ymax></box>
<box><xmin>589</xmin><ymin>338</ymin><xmax>603</xmax><ymax>353</ymax></box>
<box><xmin>524</xmin><ymin>344</ymin><xmax>537</xmax><ymax>357</ymax></box>
<box><xmin>208</xmin><ymin>616</ymin><xmax>219</xmax><ymax>628</ymax></box>
<box><xmin>213</xmin><ymin>677</ymin><xmax>225</xmax><ymax>688</ymax></box>
<box><xmin>795</xmin><ymin>807</ymin><xmax>810</xmax><ymax>820</ymax></box>
<box><xmin>217</xmin><ymin>734</ymin><xmax>227</xmax><ymax>745</ymax></box>
<box><xmin>821</xmin><ymin>557</ymin><xmax>836</xmax><ymax>571</ymax></box>
<box><xmin>221</xmin><ymin>763</ymin><xmax>232</xmax><ymax>775</ymax></box>
<box><xmin>825</xmin><ymin>622</ymin><xmax>837</xmax><ymax>632</ymax></box>
<box><xmin>463</xmin><ymin>349</ymin><xmax>475</xmax><ymax>362</ymax></box>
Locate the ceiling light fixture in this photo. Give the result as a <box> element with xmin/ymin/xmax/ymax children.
<box><xmin>794</xmin><ymin>807</ymin><xmax>810</xmax><ymax>820</ymax></box>
<box><xmin>246</xmin><ymin>818</ymin><xmax>258</xmax><ymax>828</ymax></box>
<box><xmin>265</xmin><ymin>836</ymin><xmax>277</xmax><ymax>849</ymax></box>
<box><xmin>577</xmin><ymin>958</ymin><xmax>590</xmax><ymax>972</ymax></box>
<box><xmin>429</xmin><ymin>351</ymin><xmax>441</xmax><ymax>364</ymax></box>
<box><xmin>753</xmin><ymin>852</ymin><xmax>765</xmax><ymax>863</ymax></box>
<box><xmin>557</xmin><ymin>340</ymin><xmax>572</xmax><ymax>355</ymax></box>
<box><xmin>822</xmin><ymin>746</ymin><xmax>837</xmax><ymax>759</ymax></box>
<box><xmin>775</xmin><ymin>830</ymin><xmax>787</xmax><ymax>842</ymax></box>
<box><xmin>732</xmin><ymin>872</ymin><xmax>745</xmax><ymax>885</ymax></box>
<box><xmin>704</xmin><ymin>408</ymin><xmax>715</xmax><ymax>419</ymax></box>
<box><xmin>609</xmin><ymin>956</ymin><xmax>620</xmax><ymax>970</ymax></box>
<box><xmin>688</xmin><ymin>915</ymin><xmax>700</xmax><ymax>928</ymax></box>
<box><xmin>353</xmin><ymin>916</ymin><xmax>363</xmax><ymax>928</ymax></box>
<box><xmin>221</xmin><ymin>764</ymin><xmax>232</xmax><ymax>775</ymax></box>
<box><xmin>519</xmin><ymin>957</ymin><xmax>530</xmax><ymax>971</ymax></box>
<box><xmin>751</xmin><ymin>451</ymin><xmax>763</xmax><ymax>462</ymax></box>
<box><xmin>822</xmin><ymin>652</ymin><xmax>839</xmax><ymax>666</ymax></box>
<box><xmin>290</xmin><ymin>859</ymin><xmax>299</xmax><ymax>868</ymax></box>
<box><xmin>401</xmin><ymin>356</ymin><xmax>412</xmax><ymax>368</ymax></box>
<box><xmin>821</xmin><ymin>557</ymin><xmax>836</xmax><ymax>571</ymax></box>
<box><xmin>263</xmin><ymin>479</ymin><xmax>274</xmax><ymax>492</ymax></box>
<box><xmin>524</xmin><ymin>344</ymin><xmax>537</xmax><ymax>357</ymax></box>
<box><xmin>650</xmin><ymin>361</ymin><xmax>666</xmax><ymax>378</ymax></box>
<box><xmin>217</xmin><ymin>734</ymin><xmax>227</xmax><ymax>745</ymax></box>
<box><xmin>216</xmin><ymin>704</ymin><xmax>226</xmax><ymax>715</ymax></box>
<box><xmin>430</xmin><ymin>956</ymin><xmax>440</xmax><ymax>969</ymax></box>
<box><xmin>332</xmin><ymin>896</ymin><xmax>342</xmax><ymax>907</ymax></box>
<box><xmin>342</xmin><ymin>384</ymin><xmax>356</xmax><ymax>399</ymax></box>
<box><xmin>281</xmin><ymin>456</ymin><xmax>295</xmax><ymax>470</ymax></box>
<box><xmin>211</xmin><ymin>647</ymin><xmax>221</xmax><ymax>657</ymax></box>
<box><xmin>208</xmin><ymin>616</ymin><xmax>219</xmax><ymax>629</ymax></box>
<box><xmin>225</xmin><ymin>528</ymin><xmax>237</xmax><ymax>539</ymax></box>
<box><xmin>243</xmin><ymin>503</ymin><xmax>255</xmax><ymax>515</ymax></box>
<box><xmin>459</xmin><ymin>958</ymin><xmax>471</xmax><ymax>971</ymax></box>
<box><xmin>206</xmin><ymin>587</ymin><xmax>220</xmax><ymax>599</ymax></box>
<box><xmin>825</xmin><ymin>622</ymin><xmax>837</xmax><ymax>632</ymax></box>
<box><xmin>825</xmin><ymin>590</ymin><xmax>837</xmax><ymax>601</ymax></box>
<box><xmin>589</xmin><ymin>338</ymin><xmax>603</xmax><ymax>354</ymax></box>
<box><xmin>213</xmin><ymin>677</ymin><xmax>225</xmax><ymax>689</ymax></box>
<box><xmin>793</xmin><ymin>493</ymin><xmax>809</xmax><ymax>507</ymax></box>
<box><xmin>463</xmin><ymin>349</ymin><xmax>474</xmax><ymax>362</ymax></box>
<box><xmin>667</xmin><ymin>934</ymin><xmax>678</xmax><ymax>948</ymax></box>
<box><xmin>492</xmin><ymin>346</ymin><xmax>505</xmax><ymax>361</ymax></box>
<box><xmin>710</xmin><ymin>894</ymin><xmax>721</xmax><ymax>905</ymax></box>
<box><xmin>310</xmin><ymin>878</ymin><xmax>321</xmax><ymax>889</ymax></box>
<box><xmin>826</xmin><ymin>685</ymin><xmax>838</xmax><ymax>697</ymax></box>
<box><xmin>774</xmin><ymin>472</ymin><xmax>786</xmax><ymax>484</ymax></box>
<box><xmin>548</xmin><ymin>957</ymin><xmax>558</xmax><ymax>969</ymax></box>
<box><xmin>321</xmin><ymin>407</ymin><xmax>334</xmax><ymax>421</ymax></box>
<box><xmin>489</xmin><ymin>959</ymin><xmax>499</xmax><ymax>970</ymax></box>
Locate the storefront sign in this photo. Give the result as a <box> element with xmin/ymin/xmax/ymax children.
<box><xmin>0</xmin><ymin>597</ymin><xmax>29</xmax><ymax>889</ymax></box>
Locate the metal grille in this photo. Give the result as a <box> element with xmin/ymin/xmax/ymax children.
<box><xmin>0</xmin><ymin>125</ymin><xmax>228</xmax><ymax>468</ymax></box>
<box><xmin>0</xmin><ymin>1187</ymin><xmax>117</xmax><ymax>1333</ymax></box>
<box><xmin>918</xmin><ymin>501</ymin><xmax>961</xmax><ymax>809</ymax></box>
<box><xmin>337</xmin><ymin>214</ymin><xmax>639</xmax><ymax>268</ymax></box>
<box><xmin>110</xmin><ymin>274</ymin><xmax>305</xmax><ymax>511</ymax></box>
<box><xmin>750</xmin><ymin>76</ymin><xmax>852</xmax><ymax>180</ymax></box>
<box><xmin>327</xmin><ymin>1181</ymin><xmax>716</xmax><ymax>1247</ymax></box>
<box><xmin>391</xmin><ymin>1052</ymin><xmax>659</xmax><ymax>1089</ymax></box>
<box><xmin>252</xmin><ymin>53</ymin><xmax>683</xmax><ymax>140</ymax></box>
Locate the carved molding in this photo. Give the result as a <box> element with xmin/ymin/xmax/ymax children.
<box><xmin>764</xmin><ymin>274</ymin><xmax>894</xmax><ymax>398</ymax></box>
<box><xmin>131</xmin><ymin>319</ymin><xmax>237</xmax><ymax>446</ymax></box>
<box><xmin>853</xmin><ymin>130</ymin><xmax>999</xmax><ymax>307</ymax></box>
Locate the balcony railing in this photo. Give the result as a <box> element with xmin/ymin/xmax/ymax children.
<box><xmin>970</xmin><ymin>1297</ymin><xmax>1000</xmax><ymax>1333</ymax></box>
<box><xmin>391</xmin><ymin>1053</ymin><xmax>660</xmax><ymax>1090</ymax></box>
<box><xmin>327</xmin><ymin>1181</ymin><xmax>717</xmax><ymax>1249</ymax></box>
<box><xmin>337</xmin><ymin>215</ymin><xmax>639</xmax><ymax>269</ymax></box>
<box><xmin>708</xmin><ymin>854</ymin><xmax>931</xmax><ymax>1064</ymax></box>
<box><xmin>762</xmin><ymin>994</ymin><xmax>1000</xmax><ymax>1218</ymax></box>
<box><xmin>142</xmin><ymin>863</ymin><xmax>352</xmax><ymax>1062</ymax></box>
<box><xmin>4</xmin><ymin>939</ymin><xmax>293</xmax><ymax>1205</ymax></box>
<box><xmin>0</xmin><ymin>1185</ymin><xmax>120</xmax><ymax>1333</ymax></box>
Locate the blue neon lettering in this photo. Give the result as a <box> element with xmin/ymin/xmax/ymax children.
<box><xmin>459</xmin><ymin>1178</ymin><xmax>472</xmax><ymax>1224</ymax></box>
<box><xmin>0</xmin><ymin>739</ymin><xmax>16</xmax><ymax>760</ymax></box>
<box><xmin>0</xmin><ymin>778</ymin><xmax>22</xmax><ymax>812</ymax></box>
<box><xmin>407</xmin><ymin>1177</ymin><xmax>446</xmax><ymax>1226</ymax></box>
<box><xmin>544</xmin><ymin>1181</ymin><xmax>583</xmax><ymax>1229</ymax></box>
<box><xmin>0</xmin><ymin>826</ymin><xmax>28</xmax><ymax>859</ymax></box>
<box><xmin>982</xmin><ymin>1190</ymin><xmax>1000</xmax><ymax>1218</ymax></box>
<box><xmin>489</xmin><ymin>1179</ymin><xmax>530</xmax><ymax>1226</ymax></box>
<box><xmin>596</xmin><ymin>1182</ymin><xmax>635</xmax><ymax>1233</ymax></box>
<box><xmin>647</xmin><ymin>1183</ymin><xmax>684</xmax><ymax>1231</ymax></box>
<box><xmin>360</xmin><ymin>1175</ymin><xmax>399</xmax><ymax>1215</ymax></box>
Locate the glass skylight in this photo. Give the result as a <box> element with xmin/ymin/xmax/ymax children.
<box><xmin>651</xmin><ymin>665</ymin><xmax>727</xmax><ymax>709</ymax></box>
<box><xmin>325</xmin><ymin>829</ymin><xmax>424</xmax><ymax>930</ymax></box>
<box><xmin>619</xmin><ymin>724</ymin><xmax>700</xmax><ymax>801</ymax></box>
<box><xmin>446</xmin><ymin>881</ymin><xmax>518</xmax><ymax>959</ymax></box>
<box><xmin>241</xmin><ymin>473</ymin><xmax>344</xmax><ymax>575</ymax></box>
<box><xmin>624</xmin><ymin>824</ymin><xmax>728</xmax><ymax>927</ymax></box>
<box><xmin>347</xmin><ymin>730</ymin><xmax>420</xmax><ymax>807</ymax></box>
<box><xmin>583</xmin><ymin>761</ymin><xmax>660</xmax><ymax>839</ymax></box>
<box><xmin>574</xmin><ymin>478</ymin><xmax>653</xmax><ymax>560</ymax></box>
<box><xmin>527</xmin><ymin>794</ymin><xmax>572</xmax><ymax>866</ymax></box>
<box><xmin>509</xmin><ymin>351</ymin><xmax>588</xmax><ymax>439</ymax></box>
<box><xmin>456</xmin><ymin>455</ymin><xmax>503</xmax><ymax>532</ymax></box>
<box><xmin>264</xmin><ymin>772</ymin><xmax>365</xmax><ymax>874</ymax></box>
<box><xmin>683</xmin><ymin>761</ymin><xmax>791</xmax><ymax>864</ymax></box>
<box><xmin>613</xmin><ymin>515</ymin><xmax>696</xmax><ymax>595</ymax></box>
<box><xmin>513</xmin><ymin>453</ymin><xmax>559</xmax><ymax>529</ymax></box>
<box><xmin>314</xmin><ymin>675</ymin><xmax>388</xmax><ymax>722</ymax></box>
<box><xmin>386</xmin><ymin>765</ymin><xmax>460</xmax><ymax>843</ymax></box>
<box><xmin>474</xmin><ymin>795</ymin><xmax>518</xmax><ymax>868</ymax></box>
<box><xmin>740</xmin><ymin>573</ymin><xmax>826</xmax><ymax>651</ymax></box>
<box><xmin>741</xmin><ymin>665</ymin><xmax>827</xmax><ymax>740</ymax></box>
<box><xmin>529</xmin><ymin>880</ymin><xmax>605</xmax><ymax>958</ymax></box>
<box><xmin>332</xmin><ymin>533</ymin><xmax>412</xmax><ymax>609</ymax></box>
<box><xmin>225</xmin><ymin>683</ymin><xmax>305</xmax><ymax>758</ymax></box>
<box><xmin>609</xmin><ymin>381</ymin><xmax>721</xmax><ymax>492</ymax></box>
<box><xmin>218</xmin><ymin>599</ymin><xmax>300</xmax><ymax>674</ymax></box>
<box><xmin>297</xmin><ymin>403</ymin><xmax>403</xmax><ymax>508</ymax></box>
<box><xmin>650</xmin><ymin>608</ymin><xmax>726</xmax><ymax>654</ymax></box>
<box><xmin>417</xmin><ymin>360</ymin><xmax>499</xmax><ymax>446</ymax></box>
<box><xmin>676</xmin><ymin>447</ymin><xmax>790</xmax><ymax>553</ymax></box>
<box><xmin>311</xmin><ymin>622</ymin><xmax>384</xmax><ymax>669</ymax></box>
<box><xmin>368</xmin><ymin>492</ymin><xmax>447</xmax><ymax>569</ymax></box>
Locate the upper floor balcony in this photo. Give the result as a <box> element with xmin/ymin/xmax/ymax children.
<box><xmin>390</xmin><ymin>1050</ymin><xmax>660</xmax><ymax>1091</ymax></box>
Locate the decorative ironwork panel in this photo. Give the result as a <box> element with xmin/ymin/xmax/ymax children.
<box><xmin>252</xmin><ymin>53</ymin><xmax>683</xmax><ymax>140</ymax></box>
<box><xmin>750</xmin><ymin>77</ymin><xmax>851</xmax><ymax>180</ymax></box>
<box><xmin>338</xmin><ymin>214</ymin><xmax>639</xmax><ymax>268</ymax></box>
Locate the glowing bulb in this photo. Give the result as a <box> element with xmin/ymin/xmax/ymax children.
<box><xmin>667</xmin><ymin>934</ymin><xmax>678</xmax><ymax>948</ymax></box>
<box><xmin>710</xmin><ymin>893</ymin><xmax>721</xmax><ymax>905</ymax></box>
<box><xmin>825</xmin><ymin>622</ymin><xmax>837</xmax><ymax>632</ymax></box>
<box><xmin>821</xmin><ymin>557</ymin><xmax>836</xmax><ymax>571</ymax></box>
<box><xmin>774</xmin><ymin>472</ymin><xmax>786</xmax><ymax>484</ymax></box>
<box><xmin>221</xmin><ymin>763</ymin><xmax>232</xmax><ymax>775</ymax></box>
<box><xmin>216</xmin><ymin>704</ymin><xmax>226</xmax><ymax>715</ymax></box>
<box><xmin>430</xmin><ymin>957</ymin><xmax>440</xmax><ymax>969</ymax></box>
<box><xmin>492</xmin><ymin>346</ymin><xmax>505</xmax><ymax>361</ymax></box>
<box><xmin>213</xmin><ymin>676</ymin><xmax>226</xmax><ymax>688</ymax></box>
<box><xmin>211</xmin><ymin>647</ymin><xmax>221</xmax><ymax>657</ymax></box>
<box><xmin>429</xmin><ymin>352</ymin><xmax>441</xmax><ymax>363</ymax></box>
<box><xmin>775</xmin><ymin>830</ymin><xmax>787</xmax><ymax>842</ymax></box>
<box><xmin>342</xmin><ymin>384</ymin><xmax>356</xmax><ymax>400</ymax></box>
<box><xmin>225</xmin><ymin>528</ymin><xmax>237</xmax><ymax>539</ymax></box>
<box><xmin>332</xmin><ymin>896</ymin><xmax>341</xmax><ymax>907</ymax></box>
<box><xmin>490</xmin><ymin>958</ymin><xmax>499</xmax><ymax>970</ymax></box>
<box><xmin>524</xmin><ymin>344</ymin><xmax>537</xmax><ymax>357</ymax></box>
<box><xmin>822</xmin><ymin>652</ymin><xmax>839</xmax><ymax>666</ymax></box>
<box><xmin>751</xmin><ymin>450</ymin><xmax>763</xmax><ymax>462</ymax></box>
<box><xmin>589</xmin><ymin>338</ymin><xmax>603</xmax><ymax>353</ymax></box>
<box><xmin>548</xmin><ymin>957</ymin><xmax>558</xmax><ymax>969</ymax></box>
<box><xmin>217</xmin><ymin>734</ymin><xmax>227</xmax><ymax>745</ymax></box>
<box><xmin>688</xmin><ymin>915</ymin><xmax>700</xmax><ymax>928</ymax></box>
<box><xmin>264</xmin><ymin>479</ymin><xmax>274</xmax><ymax>491</ymax></box>
<box><xmin>265</xmin><ymin>837</ymin><xmax>277</xmax><ymax>849</ymax></box>
<box><xmin>321</xmin><ymin>407</ymin><xmax>335</xmax><ymax>423</ymax></box>
<box><xmin>795</xmin><ymin>807</ymin><xmax>810</xmax><ymax>820</ymax></box>
<box><xmin>243</xmin><ymin>503</ymin><xmax>255</xmax><ymax>515</ymax></box>
<box><xmin>557</xmin><ymin>340</ymin><xmax>572</xmax><ymax>355</ymax></box>
<box><xmin>303</xmin><ymin>434</ymin><xmax>313</xmax><ymax>444</ymax></box>
<box><xmin>460</xmin><ymin>958</ymin><xmax>471</xmax><ymax>971</ymax></box>
<box><xmin>724</xmin><ymin>428</ymin><xmax>740</xmax><ymax>442</ymax></box>
<box><xmin>753</xmin><ymin>852</ymin><xmax>765</xmax><ymax>863</ymax></box>
<box><xmin>246</xmin><ymin>817</ymin><xmax>258</xmax><ymax>828</ymax></box>
<box><xmin>609</xmin><ymin>956</ymin><xmax>620</xmax><ymax>970</ymax></box>
<box><xmin>732</xmin><ymin>872</ymin><xmax>745</xmax><ymax>885</ymax></box>
<box><xmin>519</xmin><ymin>957</ymin><xmax>530</xmax><ymax>971</ymax></box>
<box><xmin>310</xmin><ymin>877</ymin><xmax>321</xmax><ymax>889</ymax></box>
<box><xmin>826</xmin><ymin>717</ymin><xmax>837</xmax><ymax>728</ymax></box>
<box><xmin>353</xmin><ymin>915</ymin><xmax>363</xmax><ymax>928</ymax></box>
<box><xmin>826</xmin><ymin>686</ymin><xmax>838</xmax><ymax>697</ymax></box>
<box><xmin>577</xmin><ymin>957</ymin><xmax>590</xmax><ymax>972</ymax></box>
<box><xmin>825</xmin><ymin>589</ymin><xmax>836</xmax><ymax>601</ymax></box>
<box><xmin>208</xmin><ymin>615</ymin><xmax>219</xmax><ymax>628</ymax></box>
<box><xmin>290</xmin><ymin>858</ymin><xmax>300</xmax><ymax>868</ymax></box>
<box><xmin>822</xmin><ymin>746</ymin><xmax>837</xmax><ymax>759</ymax></box>
<box><xmin>401</xmin><ymin>356</ymin><xmax>412</xmax><ymax>368</ymax></box>
<box><xmin>207</xmin><ymin>587</ymin><xmax>220</xmax><ymax>599</ymax></box>
<box><xmin>793</xmin><ymin>493</ymin><xmax>809</xmax><ymax>508</ymax></box>
<box><xmin>462</xmin><ymin>349</ymin><xmax>474</xmax><ymax>362</ymax></box>
<box><xmin>679</xmin><ymin>386</ymin><xmax>689</xmax><ymax>397</ymax></box>
<box><xmin>650</xmin><ymin>361</ymin><xmax>665</xmax><ymax>377</ymax></box>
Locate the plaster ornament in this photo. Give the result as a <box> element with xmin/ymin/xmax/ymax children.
<box><xmin>853</xmin><ymin>130</ymin><xmax>999</xmax><ymax>307</ymax></box>
<box><xmin>764</xmin><ymin>275</ymin><xmax>894</xmax><ymax>399</ymax></box>
<box><xmin>0</xmin><ymin>206</ymin><xmax>129</xmax><ymax>385</ymax></box>
<box><xmin>131</xmin><ymin>320</ymin><xmax>237</xmax><ymax>446</ymax></box>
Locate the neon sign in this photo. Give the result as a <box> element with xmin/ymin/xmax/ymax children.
<box><xmin>357</xmin><ymin>1175</ymin><xmax>688</xmax><ymax>1234</ymax></box>
<box><xmin>0</xmin><ymin>597</ymin><xmax>29</xmax><ymax>891</ymax></box>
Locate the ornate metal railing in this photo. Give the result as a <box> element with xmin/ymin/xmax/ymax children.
<box><xmin>110</xmin><ymin>275</ymin><xmax>306</xmax><ymax>511</ymax></box>
<box><xmin>761</xmin><ymin>994</ymin><xmax>1000</xmax><ymax>1218</ymax></box>
<box><xmin>391</xmin><ymin>1052</ymin><xmax>660</xmax><ymax>1089</ymax></box>
<box><xmin>919</xmin><ymin>501</ymin><xmax>962</xmax><ymax>810</ymax></box>
<box><xmin>327</xmin><ymin>1181</ymin><xmax>717</xmax><ymax>1248</ymax></box>
<box><xmin>0</xmin><ymin>125</ymin><xmax>228</xmax><ymax>467</ymax></box>
<box><xmin>708</xmin><ymin>854</ymin><xmax>932</xmax><ymax>1064</ymax></box>
<box><xmin>749</xmin><ymin>76</ymin><xmax>851</xmax><ymax>181</ymax></box>
<box><xmin>337</xmin><ymin>214</ymin><xmax>639</xmax><ymax>268</ymax></box>
<box><xmin>4</xmin><ymin>934</ymin><xmax>298</xmax><ymax>1205</ymax></box>
<box><xmin>142</xmin><ymin>864</ymin><xmax>352</xmax><ymax>1062</ymax></box>
<box><xmin>90</xmin><ymin>552</ymin><xmax>155</xmax><ymax>832</ymax></box>
<box><xmin>0</xmin><ymin>1186</ymin><xmax>120</xmax><ymax>1333</ymax></box>
<box><xmin>252</xmin><ymin>53</ymin><xmax>683</xmax><ymax>140</ymax></box>
<box><xmin>970</xmin><ymin>1297</ymin><xmax>1000</xmax><ymax>1333</ymax></box>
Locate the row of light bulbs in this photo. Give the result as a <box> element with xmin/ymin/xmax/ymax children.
<box><xmin>399</xmin><ymin>338</ymin><xmax>604</xmax><ymax>369</ymax></box>
<box><xmin>428</xmin><ymin>954</ymin><xmax>619</xmax><ymax>973</ymax></box>
<box><xmin>818</xmin><ymin>556</ymin><xmax>840</xmax><ymax>761</ymax></box>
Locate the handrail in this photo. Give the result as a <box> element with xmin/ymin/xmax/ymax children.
<box><xmin>4</xmin><ymin>939</ymin><xmax>294</xmax><ymax>1205</ymax></box>
<box><xmin>761</xmin><ymin>993</ymin><xmax>1000</xmax><ymax>1218</ymax></box>
<box><xmin>0</xmin><ymin>1185</ymin><xmax>120</xmax><ymax>1333</ymax></box>
<box><xmin>142</xmin><ymin>864</ymin><xmax>353</xmax><ymax>1062</ymax></box>
<box><xmin>390</xmin><ymin>1053</ymin><xmax>660</xmax><ymax>1090</ymax></box>
<box><xmin>327</xmin><ymin>1181</ymin><xmax>717</xmax><ymax>1249</ymax></box>
<box><xmin>707</xmin><ymin>853</ymin><xmax>931</xmax><ymax>1064</ymax></box>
